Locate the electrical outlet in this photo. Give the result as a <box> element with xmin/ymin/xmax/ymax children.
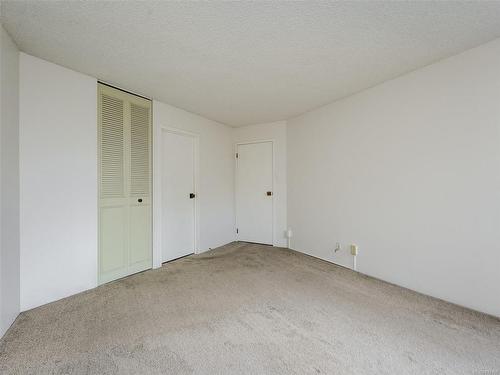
<box><xmin>350</xmin><ymin>244</ymin><xmax>358</xmax><ymax>256</ymax></box>
<box><xmin>334</xmin><ymin>242</ymin><xmax>341</xmax><ymax>253</ymax></box>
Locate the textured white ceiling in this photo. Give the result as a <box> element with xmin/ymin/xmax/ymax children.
<box><xmin>2</xmin><ymin>1</ymin><xmax>500</xmax><ymax>127</ymax></box>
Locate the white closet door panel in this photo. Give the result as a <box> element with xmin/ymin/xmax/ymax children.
<box><xmin>129</xmin><ymin>205</ymin><xmax>151</xmax><ymax>266</ymax></box>
<box><xmin>100</xmin><ymin>94</ymin><xmax>124</xmax><ymax>198</ymax></box>
<box><xmin>100</xmin><ymin>206</ymin><xmax>127</xmax><ymax>274</ymax></box>
<box><xmin>128</xmin><ymin>100</ymin><xmax>151</xmax><ymax>269</ymax></box>
<box><xmin>130</xmin><ymin>103</ymin><xmax>150</xmax><ymax>197</ymax></box>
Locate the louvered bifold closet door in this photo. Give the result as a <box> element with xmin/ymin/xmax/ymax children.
<box><xmin>98</xmin><ymin>84</ymin><xmax>152</xmax><ymax>284</ymax></box>
<box><xmin>128</xmin><ymin>101</ymin><xmax>152</xmax><ymax>270</ymax></box>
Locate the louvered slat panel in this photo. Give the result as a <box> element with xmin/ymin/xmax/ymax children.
<box><xmin>100</xmin><ymin>94</ymin><xmax>124</xmax><ymax>198</ymax></box>
<box><xmin>130</xmin><ymin>103</ymin><xmax>150</xmax><ymax>197</ymax></box>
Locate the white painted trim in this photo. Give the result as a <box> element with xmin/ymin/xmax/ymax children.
<box><xmin>153</xmin><ymin>125</ymin><xmax>200</xmax><ymax>268</ymax></box>
<box><xmin>234</xmin><ymin>140</ymin><xmax>275</xmax><ymax>246</ymax></box>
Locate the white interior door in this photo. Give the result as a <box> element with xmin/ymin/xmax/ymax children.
<box><xmin>236</xmin><ymin>142</ymin><xmax>273</xmax><ymax>245</ymax></box>
<box><xmin>161</xmin><ymin>130</ymin><xmax>196</xmax><ymax>262</ymax></box>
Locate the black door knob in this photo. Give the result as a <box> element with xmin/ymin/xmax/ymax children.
<box><xmin>138</xmin><ymin>198</ymin><xmax>143</xmax><ymax>203</ymax></box>
<box><xmin>189</xmin><ymin>193</ymin><xmax>196</xmax><ymax>199</ymax></box>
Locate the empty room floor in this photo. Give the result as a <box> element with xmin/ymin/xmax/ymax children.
<box><xmin>0</xmin><ymin>242</ymin><xmax>499</xmax><ymax>375</ymax></box>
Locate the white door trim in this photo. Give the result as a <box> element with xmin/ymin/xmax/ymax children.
<box><xmin>234</xmin><ymin>140</ymin><xmax>275</xmax><ymax>246</ymax></box>
<box><xmin>153</xmin><ymin>125</ymin><xmax>200</xmax><ymax>268</ymax></box>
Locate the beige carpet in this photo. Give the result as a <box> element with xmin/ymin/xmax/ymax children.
<box><xmin>0</xmin><ymin>242</ymin><xmax>499</xmax><ymax>374</ymax></box>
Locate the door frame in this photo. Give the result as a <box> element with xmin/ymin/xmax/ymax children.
<box><xmin>153</xmin><ymin>126</ymin><xmax>200</xmax><ymax>267</ymax></box>
<box><xmin>234</xmin><ymin>140</ymin><xmax>275</xmax><ymax>246</ymax></box>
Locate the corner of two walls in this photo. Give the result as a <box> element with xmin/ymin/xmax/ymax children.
<box><xmin>232</xmin><ymin>121</ymin><xmax>288</xmax><ymax>248</ymax></box>
<box><xmin>286</xmin><ymin>38</ymin><xmax>500</xmax><ymax>317</ymax></box>
<box><xmin>0</xmin><ymin>24</ymin><xmax>20</xmax><ymax>337</ymax></box>
<box><xmin>17</xmin><ymin>54</ymin><xmax>239</xmax><ymax>312</ymax></box>
<box><xmin>151</xmin><ymin>115</ymin><xmax>291</xmax><ymax>255</ymax></box>
<box><xmin>19</xmin><ymin>52</ymin><xmax>98</xmax><ymax>312</ymax></box>
<box><xmin>152</xmin><ymin>100</ymin><xmax>236</xmax><ymax>264</ymax></box>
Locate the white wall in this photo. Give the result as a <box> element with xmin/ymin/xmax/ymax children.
<box><xmin>17</xmin><ymin>54</ymin><xmax>236</xmax><ymax>310</ymax></box>
<box><xmin>153</xmin><ymin>100</ymin><xmax>235</xmax><ymax>267</ymax></box>
<box><xmin>233</xmin><ymin>121</ymin><xmax>287</xmax><ymax>247</ymax></box>
<box><xmin>287</xmin><ymin>38</ymin><xmax>500</xmax><ymax>317</ymax></box>
<box><xmin>19</xmin><ymin>53</ymin><xmax>98</xmax><ymax>311</ymax></box>
<box><xmin>0</xmin><ymin>25</ymin><xmax>20</xmax><ymax>337</ymax></box>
